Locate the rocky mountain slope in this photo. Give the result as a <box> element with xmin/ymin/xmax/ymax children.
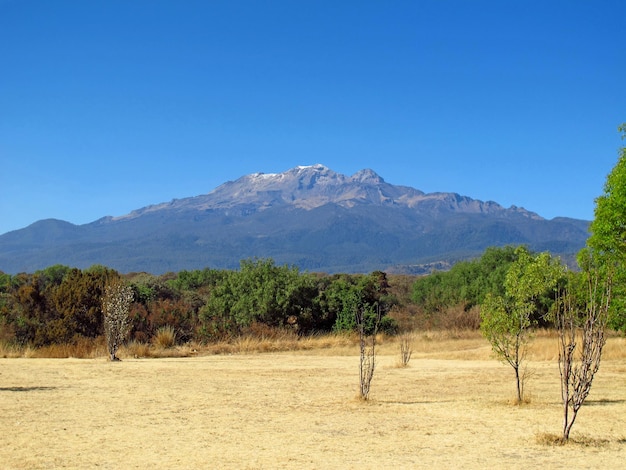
<box><xmin>0</xmin><ymin>165</ymin><xmax>589</xmax><ymax>274</ymax></box>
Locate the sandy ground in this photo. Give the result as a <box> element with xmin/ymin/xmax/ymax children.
<box><xmin>1</xmin><ymin>344</ymin><xmax>625</xmax><ymax>469</ymax></box>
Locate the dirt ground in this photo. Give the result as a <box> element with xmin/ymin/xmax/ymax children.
<box><xmin>1</xmin><ymin>339</ymin><xmax>625</xmax><ymax>469</ymax></box>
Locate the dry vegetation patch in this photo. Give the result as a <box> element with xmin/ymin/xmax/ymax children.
<box><xmin>1</xmin><ymin>335</ymin><xmax>625</xmax><ymax>468</ymax></box>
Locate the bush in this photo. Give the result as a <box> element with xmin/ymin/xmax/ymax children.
<box><xmin>153</xmin><ymin>325</ymin><xmax>177</xmax><ymax>349</ymax></box>
<box><xmin>439</xmin><ymin>304</ymin><xmax>481</xmax><ymax>330</ymax></box>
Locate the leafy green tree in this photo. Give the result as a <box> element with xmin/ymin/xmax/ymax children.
<box><xmin>587</xmin><ymin>123</ymin><xmax>626</xmax><ymax>331</ymax></box>
<box><xmin>412</xmin><ymin>246</ymin><xmax>520</xmax><ymax>328</ymax></box>
<box><xmin>50</xmin><ymin>267</ymin><xmax>118</xmax><ymax>342</ymax></box>
<box><xmin>329</xmin><ymin>271</ymin><xmax>394</xmax><ymax>334</ymax></box>
<box><xmin>281</xmin><ymin>273</ymin><xmax>332</xmax><ymax>334</ymax></box>
<box><xmin>0</xmin><ymin>271</ymin><xmax>15</xmax><ymax>341</ymax></box>
<box><xmin>480</xmin><ymin>247</ymin><xmax>564</xmax><ymax>403</ymax></box>
<box><xmin>8</xmin><ymin>269</ymin><xmax>69</xmax><ymax>345</ymax></box>
<box><xmin>168</xmin><ymin>268</ymin><xmax>225</xmax><ymax>295</ymax></box>
<box><xmin>199</xmin><ymin>259</ymin><xmax>307</xmax><ymax>338</ymax></box>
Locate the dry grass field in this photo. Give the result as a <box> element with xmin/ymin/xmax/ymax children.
<box><xmin>1</xmin><ymin>333</ymin><xmax>625</xmax><ymax>469</ymax></box>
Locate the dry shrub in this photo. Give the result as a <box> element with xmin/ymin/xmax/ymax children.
<box><xmin>535</xmin><ymin>432</ymin><xmax>567</xmax><ymax>446</ymax></box>
<box><xmin>535</xmin><ymin>432</ymin><xmax>611</xmax><ymax>447</ymax></box>
<box><xmin>203</xmin><ymin>341</ymin><xmax>238</xmax><ymax>355</ymax></box>
<box><xmin>507</xmin><ymin>388</ymin><xmax>533</xmax><ymax>406</ymax></box>
<box><xmin>224</xmin><ymin>324</ymin><xmax>334</xmax><ymax>354</ymax></box>
<box><xmin>526</xmin><ymin>330</ymin><xmax>626</xmax><ymax>361</ymax></box>
<box><xmin>310</xmin><ymin>332</ymin><xmax>355</xmax><ymax>349</ymax></box>
<box><xmin>602</xmin><ymin>334</ymin><xmax>626</xmax><ymax>360</ymax></box>
<box><xmin>438</xmin><ymin>304</ymin><xmax>481</xmax><ymax>330</ymax></box>
<box><xmin>26</xmin><ymin>337</ymin><xmax>105</xmax><ymax>359</ymax></box>
<box><xmin>153</xmin><ymin>325</ymin><xmax>177</xmax><ymax>349</ymax></box>
<box><xmin>526</xmin><ymin>329</ymin><xmax>560</xmax><ymax>361</ymax></box>
<box><xmin>389</xmin><ymin>303</ymin><xmax>482</xmax><ymax>333</ymax></box>
<box><xmin>0</xmin><ymin>319</ymin><xmax>15</xmax><ymax>344</ymax></box>
<box><xmin>148</xmin><ymin>347</ymin><xmax>192</xmax><ymax>359</ymax></box>
<box><xmin>198</xmin><ymin>331</ymin><xmax>357</xmax><ymax>356</ymax></box>
<box><xmin>122</xmin><ymin>339</ymin><xmax>200</xmax><ymax>359</ymax></box>
<box><xmin>387</xmin><ymin>304</ymin><xmax>423</xmax><ymax>331</ymax></box>
<box><xmin>399</xmin><ymin>329</ymin><xmax>491</xmax><ymax>360</ymax></box>
<box><xmin>124</xmin><ymin>340</ymin><xmax>153</xmax><ymax>358</ymax></box>
<box><xmin>0</xmin><ymin>341</ymin><xmax>23</xmax><ymax>358</ymax></box>
<box><xmin>243</xmin><ymin>322</ymin><xmax>287</xmax><ymax>339</ymax></box>
<box><xmin>396</xmin><ymin>333</ymin><xmax>413</xmax><ymax>367</ymax></box>
<box><xmin>233</xmin><ymin>331</ymin><xmax>300</xmax><ymax>353</ymax></box>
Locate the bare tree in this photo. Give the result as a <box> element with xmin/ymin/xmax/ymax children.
<box><xmin>356</xmin><ymin>303</ymin><xmax>381</xmax><ymax>400</ymax></box>
<box><xmin>102</xmin><ymin>280</ymin><xmax>134</xmax><ymax>361</ymax></box>
<box><xmin>398</xmin><ymin>333</ymin><xmax>413</xmax><ymax>367</ymax></box>
<box><xmin>555</xmin><ymin>264</ymin><xmax>611</xmax><ymax>440</ymax></box>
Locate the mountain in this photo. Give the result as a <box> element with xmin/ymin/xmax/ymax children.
<box><xmin>0</xmin><ymin>164</ymin><xmax>590</xmax><ymax>274</ymax></box>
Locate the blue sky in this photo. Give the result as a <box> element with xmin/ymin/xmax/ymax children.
<box><xmin>1</xmin><ymin>0</ymin><xmax>624</xmax><ymax>235</ymax></box>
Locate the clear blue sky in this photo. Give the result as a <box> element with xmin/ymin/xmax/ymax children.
<box><xmin>1</xmin><ymin>0</ymin><xmax>624</xmax><ymax>235</ymax></box>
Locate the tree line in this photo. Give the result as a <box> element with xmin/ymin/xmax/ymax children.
<box><xmin>2</xmin><ymin>242</ymin><xmax>624</xmax><ymax>350</ymax></box>
<box><xmin>0</xmin><ymin>259</ymin><xmax>397</xmax><ymax>347</ymax></box>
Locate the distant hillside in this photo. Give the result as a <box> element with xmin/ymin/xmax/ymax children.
<box><xmin>0</xmin><ymin>164</ymin><xmax>590</xmax><ymax>274</ymax></box>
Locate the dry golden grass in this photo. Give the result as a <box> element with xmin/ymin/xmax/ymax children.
<box><xmin>152</xmin><ymin>325</ymin><xmax>178</xmax><ymax>349</ymax></box>
<box><xmin>1</xmin><ymin>334</ymin><xmax>625</xmax><ymax>469</ymax></box>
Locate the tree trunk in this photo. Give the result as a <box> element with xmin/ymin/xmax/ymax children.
<box><xmin>514</xmin><ymin>365</ymin><xmax>522</xmax><ymax>403</ymax></box>
<box><xmin>563</xmin><ymin>410</ymin><xmax>577</xmax><ymax>440</ymax></box>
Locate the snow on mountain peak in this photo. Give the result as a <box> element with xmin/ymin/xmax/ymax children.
<box><xmin>297</xmin><ymin>164</ymin><xmax>328</xmax><ymax>171</ymax></box>
<box><xmin>113</xmin><ymin>164</ymin><xmax>543</xmax><ymax>221</ymax></box>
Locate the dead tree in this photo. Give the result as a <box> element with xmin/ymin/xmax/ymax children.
<box><xmin>356</xmin><ymin>303</ymin><xmax>381</xmax><ymax>400</ymax></box>
<box><xmin>555</xmin><ymin>269</ymin><xmax>611</xmax><ymax>440</ymax></box>
<box><xmin>398</xmin><ymin>333</ymin><xmax>413</xmax><ymax>367</ymax></box>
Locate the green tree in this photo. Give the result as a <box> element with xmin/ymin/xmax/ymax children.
<box><xmin>0</xmin><ymin>271</ymin><xmax>14</xmax><ymax>341</ymax></box>
<box><xmin>587</xmin><ymin>123</ymin><xmax>626</xmax><ymax>331</ymax></box>
<box><xmin>329</xmin><ymin>271</ymin><xmax>394</xmax><ymax>334</ymax></box>
<box><xmin>50</xmin><ymin>267</ymin><xmax>117</xmax><ymax>342</ymax></box>
<box><xmin>7</xmin><ymin>269</ymin><xmax>72</xmax><ymax>346</ymax></box>
<box><xmin>412</xmin><ymin>246</ymin><xmax>519</xmax><ymax>316</ymax></box>
<box><xmin>480</xmin><ymin>247</ymin><xmax>564</xmax><ymax>403</ymax></box>
<box><xmin>199</xmin><ymin>258</ymin><xmax>307</xmax><ymax>338</ymax></box>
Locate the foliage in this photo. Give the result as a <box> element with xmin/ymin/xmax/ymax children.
<box><xmin>199</xmin><ymin>259</ymin><xmax>310</xmax><ymax>338</ymax></box>
<box><xmin>328</xmin><ymin>271</ymin><xmax>395</xmax><ymax>334</ymax></box>
<box><xmin>587</xmin><ymin>124</ymin><xmax>626</xmax><ymax>331</ymax></box>
<box><xmin>412</xmin><ymin>246</ymin><xmax>519</xmax><ymax>316</ymax></box>
<box><xmin>127</xmin><ymin>273</ymin><xmax>202</xmax><ymax>343</ymax></box>
<box><xmin>167</xmin><ymin>268</ymin><xmax>226</xmax><ymax>295</ymax></box>
<box><xmin>0</xmin><ymin>247</ymin><xmax>546</xmax><ymax>350</ymax></box>
<box><xmin>480</xmin><ymin>247</ymin><xmax>564</xmax><ymax>403</ymax></box>
<box><xmin>51</xmin><ymin>267</ymin><xmax>117</xmax><ymax>342</ymax></box>
<box><xmin>102</xmin><ymin>279</ymin><xmax>134</xmax><ymax>361</ymax></box>
<box><xmin>0</xmin><ymin>265</ymin><xmax>115</xmax><ymax>346</ymax></box>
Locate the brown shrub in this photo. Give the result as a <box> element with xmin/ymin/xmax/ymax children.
<box><xmin>152</xmin><ymin>325</ymin><xmax>177</xmax><ymax>349</ymax></box>
<box><xmin>438</xmin><ymin>304</ymin><xmax>481</xmax><ymax>331</ymax></box>
<box><xmin>29</xmin><ymin>336</ymin><xmax>105</xmax><ymax>358</ymax></box>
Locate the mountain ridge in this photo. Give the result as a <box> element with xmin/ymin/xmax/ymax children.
<box><xmin>0</xmin><ymin>164</ymin><xmax>589</xmax><ymax>274</ymax></box>
<box><xmin>110</xmin><ymin>164</ymin><xmax>541</xmax><ymax>221</ymax></box>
